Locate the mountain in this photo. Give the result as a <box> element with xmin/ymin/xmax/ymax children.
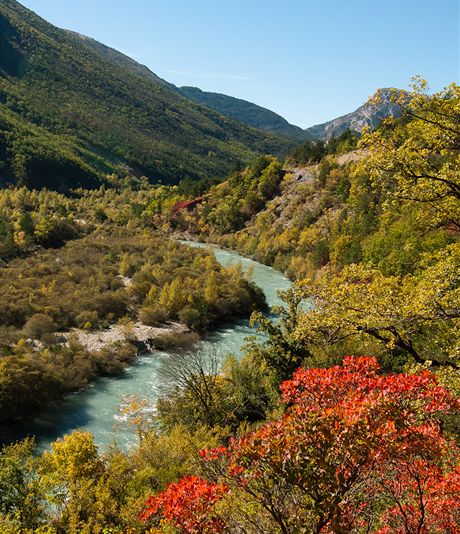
<box><xmin>63</xmin><ymin>30</ymin><xmax>175</xmax><ymax>90</ymax></box>
<box><xmin>179</xmin><ymin>86</ymin><xmax>307</xmax><ymax>141</ymax></box>
<box><xmin>304</xmin><ymin>88</ymin><xmax>402</xmax><ymax>140</ymax></box>
<box><xmin>0</xmin><ymin>0</ymin><xmax>290</xmax><ymax>190</ymax></box>
<box><xmin>179</xmin><ymin>86</ymin><xmax>402</xmax><ymax>143</ymax></box>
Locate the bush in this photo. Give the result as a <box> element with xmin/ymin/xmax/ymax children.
<box><xmin>76</xmin><ymin>310</ymin><xmax>99</xmax><ymax>329</ymax></box>
<box><xmin>178</xmin><ymin>306</ymin><xmax>203</xmax><ymax>329</ymax></box>
<box><xmin>139</xmin><ymin>305</ymin><xmax>169</xmax><ymax>325</ymax></box>
<box><xmin>22</xmin><ymin>313</ymin><xmax>57</xmax><ymax>339</ymax></box>
<box><xmin>153</xmin><ymin>331</ymin><xmax>200</xmax><ymax>350</ymax></box>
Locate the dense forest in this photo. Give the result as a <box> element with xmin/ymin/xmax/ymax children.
<box><xmin>0</xmin><ymin>0</ymin><xmax>291</xmax><ymax>190</ymax></box>
<box><xmin>0</xmin><ymin>78</ymin><xmax>459</xmax><ymax>533</ymax></box>
<box><xmin>178</xmin><ymin>86</ymin><xmax>308</xmax><ymax>141</ymax></box>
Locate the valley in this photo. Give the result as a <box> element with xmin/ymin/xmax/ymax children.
<box><xmin>7</xmin><ymin>243</ymin><xmax>291</xmax><ymax>453</ymax></box>
<box><xmin>0</xmin><ymin>0</ymin><xmax>458</xmax><ymax>532</ymax></box>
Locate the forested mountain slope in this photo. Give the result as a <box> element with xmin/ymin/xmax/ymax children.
<box><xmin>158</xmin><ymin>82</ymin><xmax>460</xmax><ymax>369</ymax></box>
<box><xmin>179</xmin><ymin>86</ymin><xmax>307</xmax><ymax>141</ymax></box>
<box><xmin>0</xmin><ymin>0</ymin><xmax>290</xmax><ymax>190</ymax></box>
<box><xmin>1</xmin><ymin>82</ymin><xmax>458</xmax><ymax>533</ymax></box>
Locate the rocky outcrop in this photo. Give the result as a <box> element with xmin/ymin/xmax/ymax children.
<box><xmin>304</xmin><ymin>89</ymin><xmax>403</xmax><ymax>140</ymax></box>
<box><xmin>179</xmin><ymin>87</ymin><xmax>405</xmax><ymax>143</ymax></box>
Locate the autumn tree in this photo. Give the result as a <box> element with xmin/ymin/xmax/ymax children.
<box><xmin>361</xmin><ymin>79</ymin><xmax>460</xmax><ymax>229</ymax></box>
<box><xmin>0</xmin><ymin>439</ymin><xmax>45</xmax><ymax>530</ymax></box>
<box><xmin>140</xmin><ymin>475</ymin><xmax>227</xmax><ymax>533</ymax></box>
<box><xmin>293</xmin><ymin>242</ymin><xmax>460</xmax><ymax>368</ymax></box>
<box><xmin>193</xmin><ymin>357</ymin><xmax>460</xmax><ymax>533</ymax></box>
<box><xmin>39</xmin><ymin>432</ymin><xmax>105</xmax><ymax>532</ymax></box>
<box><xmin>204</xmin><ymin>271</ymin><xmax>219</xmax><ymax>304</ymax></box>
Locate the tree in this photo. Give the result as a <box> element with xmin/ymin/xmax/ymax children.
<box><xmin>0</xmin><ymin>439</ymin><xmax>45</xmax><ymax>530</ymax></box>
<box><xmin>159</xmin><ymin>277</ymin><xmax>187</xmax><ymax>315</ymax></box>
<box><xmin>156</xmin><ymin>348</ymin><xmax>223</xmax><ymax>429</ymax></box>
<box><xmin>258</xmin><ymin>159</ymin><xmax>283</xmax><ymax>199</ymax></box>
<box><xmin>39</xmin><ymin>432</ymin><xmax>104</xmax><ymax>531</ymax></box>
<box><xmin>361</xmin><ymin>80</ymin><xmax>460</xmax><ymax>229</ymax></box>
<box><xmin>374</xmin><ymin>460</ymin><xmax>460</xmax><ymax>533</ymax></box>
<box><xmin>196</xmin><ymin>357</ymin><xmax>459</xmax><ymax>533</ymax></box>
<box><xmin>22</xmin><ymin>313</ymin><xmax>57</xmax><ymax>339</ymax></box>
<box><xmin>288</xmin><ymin>139</ymin><xmax>326</xmax><ymax>165</ymax></box>
<box><xmin>204</xmin><ymin>271</ymin><xmax>219</xmax><ymax>304</ymax></box>
<box><xmin>294</xmin><ymin>243</ymin><xmax>460</xmax><ymax>368</ymax></box>
<box><xmin>249</xmin><ymin>287</ymin><xmax>313</xmax><ymax>382</ymax></box>
<box><xmin>139</xmin><ymin>475</ymin><xmax>227</xmax><ymax>533</ymax></box>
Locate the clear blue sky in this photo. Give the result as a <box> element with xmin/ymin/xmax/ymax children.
<box><xmin>20</xmin><ymin>0</ymin><xmax>459</xmax><ymax>128</ymax></box>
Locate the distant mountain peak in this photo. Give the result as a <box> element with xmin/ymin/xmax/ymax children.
<box><xmin>304</xmin><ymin>88</ymin><xmax>404</xmax><ymax>140</ymax></box>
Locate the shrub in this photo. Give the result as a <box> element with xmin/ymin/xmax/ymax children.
<box><xmin>22</xmin><ymin>313</ymin><xmax>57</xmax><ymax>339</ymax></box>
<box><xmin>139</xmin><ymin>305</ymin><xmax>169</xmax><ymax>325</ymax></box>
<box><xmin>178</xmin><ymin>306</ymin><xmax>203</xmax><ymax>329</ymax></box>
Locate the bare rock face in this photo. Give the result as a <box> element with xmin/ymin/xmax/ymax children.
<box><xmin>304</xmin><ymin>88</ymin><xmax>403</xmax><ymax>140</ymax></box>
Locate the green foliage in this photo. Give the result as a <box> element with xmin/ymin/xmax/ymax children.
<box><xmin>163</xmin><ymin>81</ymin><xmax>460</xmax><ymax>376</ymax></box>
<box><xmin>156</xmin><ymin>349</ymin><xmax>278</xmax><ymax>433</ymax></box>
<box><xmin>294</xmin><ymin>243</ymin><xmax>460</xmax><ymax>367</ymax></box>
<box><xmin>179</xmin><ymin>86</ymin><xmax>306</xmax><ymax>141</ymax></box>
<box><xmin>0</xmin><ymin>0</ymin><xmax>289</xmax><ymax>190</ymax></box>
<box><xmin>249</xmin><ymin>287</ymin><xmax>313</xmax><ymax>383</ymax></box>
<box><xmin>326</xmin><ymin>127</ymin><xmax>359</xmax><ymax>155</ymax></box>
<box><xmin>0</xmin><ymin>438</ymin><xmax>45</xmax><ymax>530</ymax></box>
<box><xmin>1</xmin><ymin>79</ymin><xmax>459</xmax><ymax>534</ymax></box>
<box><xmin>191</xmin><ymin>156</ymin><xmax>284</xmax><ymax>236</ymax></box>
<box><xmin>0</xmin><ymin>185</ymin><xmax>266</xmax><ymax>425</ymax></box>
<box><xmin>0</xmin><ymin>426</ymin><xmax>222</xmax><ymax>533</ymax></box>
<box><xmin>0</xmin><ymin>186</ymin><xmax>85</xmax><ymax>261</ymax></box>
<box><xmin>288</xmin><ymin>138</ymin><xmax>326</xmax><ymax>164</ymax></box>
<box><xmin>171</xmin><ymin>84</ymin><xmax>459</xmax><ymax>293</ymax></box>
<box><xmin>362</xmin><ymin>80</ymin><xmax>460</xmax><ymax>229</ymax></box>
<box><xmin>0</xmin><ymin>342</ymin><xmax>138</xmax><ymax>425</ymax></box>
<box><xmin>287</xmin><ymin>128</ymin><xmax>359</xmax><ymax>165</ymax></box>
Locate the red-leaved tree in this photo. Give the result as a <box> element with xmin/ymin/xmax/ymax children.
<box><xmin>141</xmin><ymin>357</ymin><xmax>459</xmax><ymax>533</ymax></box>
<box><xmin>139</xmin><ymin>475</ymin><xmax>227</xmax><ymax>533</ymax></box>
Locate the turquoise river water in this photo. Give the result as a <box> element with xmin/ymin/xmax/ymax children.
<box><xmin>16</xmin><ymin>242</ymin><xmax>291</xmax><ymax>452</ymax></box>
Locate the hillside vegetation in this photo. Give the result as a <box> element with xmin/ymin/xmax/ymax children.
<box><xmin>163</xmin><ymin>81</ymin><xmax>460</xmax><ymax>370</ymax></box>
<box><xmin>179</xmin><ymin>86</ymin><xmax>402</xmax><ymax>142</ymax></box>
<box><xmin>0</xmin><ymin>0</ymin><xmax>290</xmax><ymax>190</ymax></box>
<box><xmin>0</xmin><ymin>66</ymin><xmax>459</xmax><ymax>533</ymax></box>
<box><xmin>0</xmin><ymin>185</ymin><xmax>265</xmax><ymax>427</ymax></box>
<box><xmin>179</xmin><ymin>86</ymin><xmax>307</xmax><ymax>141</ymax></box>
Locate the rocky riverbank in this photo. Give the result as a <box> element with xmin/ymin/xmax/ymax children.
<box><xmin>60</xmin><ymin>321</ymin><xmax>192</xmax><ymax>354</ymax></box>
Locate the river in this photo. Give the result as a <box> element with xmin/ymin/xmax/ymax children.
<box><xmin>17</xmin><ymin>242</ymin><xmax>291</xmax><ymax>452</ymax></box>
